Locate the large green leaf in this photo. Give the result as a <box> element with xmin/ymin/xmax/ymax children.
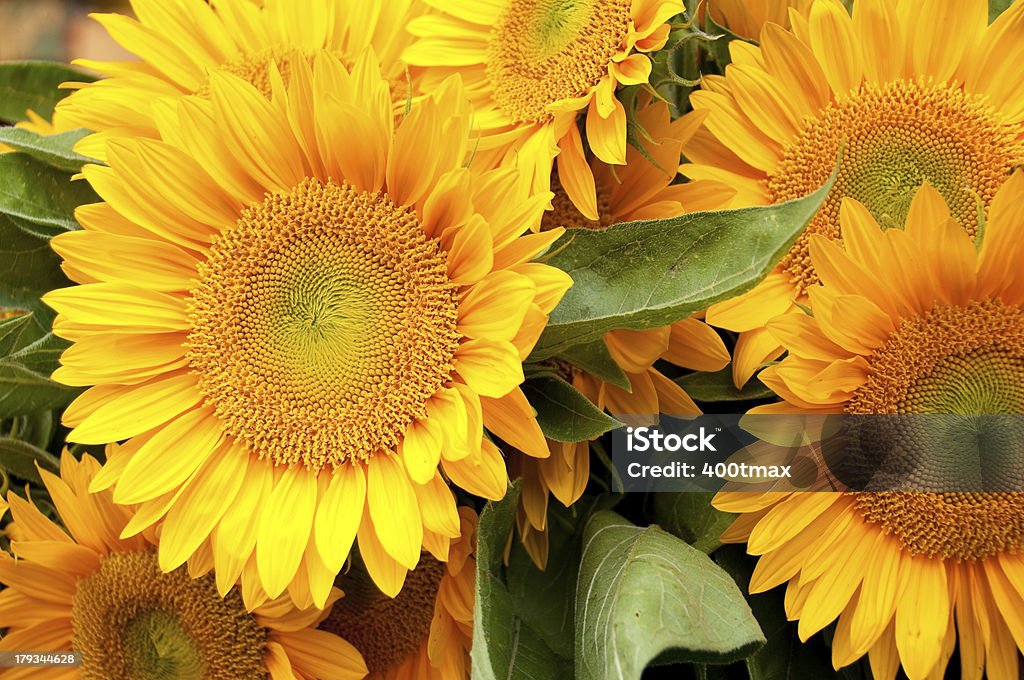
<box><xmin>0</xmin><ymin>153</ymin><xmax>96</xmax><ymax>234</ymax></box>
<box><xmin>555</xmin><ymin>337</ymin><xmax>630</xmax><ymax>391</ymax></box>
<box><xmin>505</xmin><ymin>500</ymin><xmax>597</xmax><ymax>660</ymax></box>
<box><xmin>0</xmin><ymin>437</ymin><xmax>60</xmax><ymax>484</ymax></box>
<box><xmin>0</xmin><ymin>212</ymin><xmax>70</xmax><ymax>325</ymax></box>
<box><xmin>0</xmin><ymin>127</ymin><xmax>96</xmax><ymax>172</ymax></box>
<box><xmin>532</xmin><ymin>173</ymin><xmax>835</xmax><ymax>359</ymax></box>
<box><xmin>677</xmin><ymin>368</ymin><xmax>775</xmax><ymax>403</ymax></box>
<box><xmin>472</xmin><ymin>483</ymin><xmax>573</xmax><ymax>680</ymax></box>
<box><xmin>521</xmin><ymin>376</ymin><xmax>621</xmax><ymax>443</ymax></box>
<box><xmin>0</xmin><ymin>313</ymin><xmax>77</xmax><ymax>419</ymax></box>
<box><xmin>653</xmin><ymin>491</ymin><xmax>735</xmax><ymax>554</ymax></box>
<box><xmin>575</xmin><ymin>511</ymin><xmax>764</xmax><ymax>680</ymax></box>
<box><xmin>0</xmin><ymin>61</ymin><xmax>96</xmax><ymax>123</ymax></box>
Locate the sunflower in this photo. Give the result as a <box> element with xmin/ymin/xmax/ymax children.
<box><xmin>321</xmin><ymin>508</ymin><xmax>476</xmax><ymax>680</ymax></box>
<box><xmin>681</xmin><ymin>0</ymin><xmax>1024</xmax><ymax>387</ymax></box>
<box><xmin>0</xmin><ymin>450</ymin><xmax>367</xmax><ymax>680</ymax></box>
<box><xmin>701</xmin><ymin>0</ymin><xmax>810</xmax><ymax>40</ymax></box>
<box><xmin>511</xmin><ymin>99</ymin><xmax>732</xmax><ymax>566</ymax></box>
<box><xmin>56</xmin><ymin>0</ymin><xmax>426</xmax><ymax>158</ymax></box>
<box><xmin>402</xmin><ymin>0</ymin><xmax>684</xmax><ymax>219</ymax></box>
<box><xmin>44</xmin><ymin>51</ymin><xmax>571</xmax><ymax>608</ymax></box>
<box><xmin>715</xmin><ymin>177</ymin><xmax>1024</xmax><ymax>680</ymax></box>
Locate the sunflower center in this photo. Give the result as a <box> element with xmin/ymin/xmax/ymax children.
<box><xmin>71</xmin><ymin>550</ymin><xmax>267</xmax><ymax>680</ymax></box>
<box><xmin>539</xmin><ymin>169</ymin><xmax>616</xmax><ymax>230</ymax></box>
<box><xmin>320</xmin><ymin>554</ymin><xmax>446</xmax><ymax>674</ymax></box>
<box><xmin>768</xmin><ymin>78</ymin><xmax>1024</xmax><ymax>292</ymax></box>
<box><xmin>187</xmin><ymin>178</ymin><xmax>461</xmax><ymax>470</ymax></box>
<box><xmin>194</xmin><ymin>49</ymin><xmax>294</xmax><ymax>98</ymax></box>
<box><xmin>846</xmin><ymin>300</ymin><xmax>1024</xmax><ymax>560</ymax></box>
<box><xmin>487</xmin><ymin>0</ymin><xmax>631</xmax><ymax>123</ymax></box>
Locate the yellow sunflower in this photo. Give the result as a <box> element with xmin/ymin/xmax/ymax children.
<box><xmin>681</xmin><ymin>0</ymin><xmax>1024</xmax><ymax>387</ymax></box>
<box><xmin>715</xmin><ymin>177</ymin><xmax>1024</xmax><ymax>680</ymax></box>
<box><xmin>0</xmin><ymin>451</ymin><xmax>367</xmax><ymax>680</ymax></box>
<box><xmin>402</xmin><ymin>0</ymin><xmax>684</xmax><ymax>219</ymax></box>
<box><xmin>57</xmin><ymin>0</ymin><xmax>426</xmax><ymax>157</ymax></box>
<box><xmin>44</xmin><ymin>51</ymin><xmax>571</xmax><ymax>608</ymax></box>
<box><xmin>321</xmin><ymin>508</ymin><xmax>476</xmax><ymax>680</ymax></box>
<box><xmin>701</xmin><ymin>0</ymin><xmax>811</xmax><ymax>40</ymax></box>
<box><xmin>512</xmin><ymin>99</ymin><xmax>732</xmax><ymax>566</ymax></box>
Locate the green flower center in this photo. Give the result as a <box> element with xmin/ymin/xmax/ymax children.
<box><xmin>769</xmin><ymin>78</ymin><xmax>1024</xmax><ymax>292</ymax></box>
<box><xmin>71</xmin><ymin>550</ymin><xmax>267</xmax><ymax>680</ymax></box>
<box><xmin>187</xmin><ymin>178</ymin><xmax>460</xmax><ymax>470</ymax></box>
<box><xmin>847</xmin><ymin>300</ymin><xmax>1024</xmax><ymax>560</ymax></box>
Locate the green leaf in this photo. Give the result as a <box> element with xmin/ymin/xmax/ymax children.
<box><xmin>532</xmin><ymin>170</ymin><xmax>836</xmax><ymax>359</ymax></box>
<box><xmin>0</xmin><ymin>213</ymin><xmax>70</xmax><ymax>325</ymax></box>
<box><xmin>0</xmin><ymin>314</ymin><xmax>78</xmax><ymax>419</ymax></box>
<box><xmin>0</xmin><ymin>61</ymin><xmax>96</xmax><ymax>123</ymax></box>
<box><xmin>0</xmin><ymin>437</ymin><xmax>60</xmax><ymax>483</ymax></box>
<box><xmin>715</xmin><ymin>546</ymin><xmax>836</xmax><ymax>680</ymax></box>
<box><xmin>4</xmin><ymin>410</ymin><xmax>56</xmax><ymax>451</ymax></box>
<box><xmin>521</xmin><ymin>376</ymin><xmax>621</xmax><ymax>443</ymax></box>
<box><xmin>653</xmin><ymin>491</ymin><xmax>735</xmax><ymax>554</ymax></box>
<box><xmin>555</xmin><ymin>337</ymin><xmax>630</xmax><ymax>391</ymax></box>
<box><xmin>676</xmin><ymin>368</ymin><xmax>775</xmax><ymax>403</ymax></box>
<box><xmin>505</xmin><ymin>501</ymin><xmax>592</xmax><ymax>660</ymax></box>
<box><xmin>0</xmin><ymin>127</ymin><xmax>96</xmax><ymax>172</ymax></box>
<box><xmin>576</xmin><ymin>511</ymin><xmax>764</xmax><ymax>680</ymax></box>
<box><xmin>473</xmin><ymin>483</ymin><xmax>574</xmax><ymax>680</ymax></box>
<box><xmin>0</xmin><ymin>153</ymin><xmax>97</xmax><ymax>233</ymax></box>
<box><xmin>989</xmin><ymin>0</ymin><xmax>1013</xmax><ymax>22</ymax></box>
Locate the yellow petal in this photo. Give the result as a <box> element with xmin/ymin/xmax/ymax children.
<box><xmin>586</xmin><ymin>94</ymin><xmax>627</xmax><ymax>165</ymax></box>
<box><xmin>458</xmin><ymin>271</ymin><xmax>536</xmax><ymax>342</ymax></box>
<box><xmin>112</xmin><ymin>406</ymin><xmax>223</xmax><ymax>504</ymax></box>
<box><xmin>256</xmin><ymin>467</ymin><xmax>318</xmax><ymax>599</ymax></box>
<box><xmin>357</xmin><ymin>514</ymin><xmax>408</xmax><ymax>598</ymax></box>
<box><xmin>400</xmin><ymin>417</ymin><xmax>444</xmax><ymax>485</ymax></box>
<box><xmin>367</xmin><ymin>454</ymin><xmax>422</xmax><ymax>569</ymax></box>
<box><xmin>441</xmin><ymin>438</ymin><xmax>508</xmax><ymax>500</ymax></box>
<box><xmin>159</xmin><ymin>444</ymin><xmax>248</xmax><ymax>572</ymax></box>
<box><xmin>480</xmin><ymin>388</ymin><xmax>548</xmax><ymax>458</ymax></box>
<box><xmin>314</xmin><ymin>463</ymin><xmax>365</xmax><ymax>573</ymax></box>
<box><xmin>454</xmin><ymin>339</ymin><xmax>524</xmax><ymax>398</ymax></box>
<box><xmin>555</xmin><ymin>124</ymin><xmax>598</xmax><ymax>221</ymax></box>
<box><xmin>894</xmin><ymin>558</ymin><xmax>949</xmax><ymax>680</ymax></box>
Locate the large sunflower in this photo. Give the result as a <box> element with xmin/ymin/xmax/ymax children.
<box><xmin>512</xmin><ymin>99</ymin><xmax>732</xmax><ymax>566</ymax></box>
<box><xmin>44</xmin><ymin>51</ymin><xmax>570</xmax><ymax>607</ymax></box>
<box><xmin>682</xmin><ymin>0</ymin><xmax>1024</xmax><ymax>386</ymax></box>
<box><xmin>402</xmin><ymin>0</ymin><xmax>684</xmax><ymax>219</ymax></box>
<box><xmin>0</xmin><ymin>451</ymin><xmax>366</xmax><ymax>680</ymax></box>
<box><xmin>57</xmin><ymin>0</ymin><xmax>426</xmax><ymax>157</ymax></box>
<box><xmin>321</xmin><ymin>508</ymin><xmax>476</xmax><ymax>680</ymax></box>
<box><xmin>715</xmin><ymin>177</ymin><xmax>1024</xmax><ymax>680</ymax></box>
